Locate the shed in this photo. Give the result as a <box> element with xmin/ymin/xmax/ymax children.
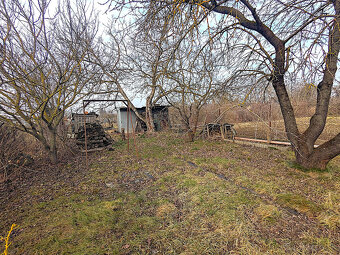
<box><xmin>117</xmin><ymin>105</ymin><xmax>170</xmax><ymax>133</ymax></box>
<box><xmin>117</xmin><ymin>108</ymin><xmax>138</xmax><ymax>133</ymax></box>
<box><xmin>71</xmin><ymin>112</ymin><xmax>98</xmax><ymax>133</ymax></box>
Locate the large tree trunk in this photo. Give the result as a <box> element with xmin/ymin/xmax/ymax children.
<box><xmin>185</xmin><ymin>122</ymin><xmax>195</xmax><ymax>142</ymax></box>
<box><xmin>201</xmin><ymin>0</ymin><xmax>340</xmax><ymax>169</ymax></box>
<box><xmin>48</xmin><ymin>146</ymin><xmax>58</xmax><ymax>164</ymax></box>
<box><xmin>298</xmin><ymin>3</ymin><xmax>340</xmax><ymax>169</ymax></box>
<box><xmin>271</xmin><ymin>2</ymin><xmax>340</xmax><ymax>170</ymax></box>
<box><xmin>40</xmin><ymin>138</ymin><xmax>58</xmax><ymax>164</ymax></box>
<box><xmin>295</xmin><ymin>133</ymin><xmax>340</xmax><ymax>169</ymax></box>
<box><xmin>34</xmin><ymin>128</ymin><xmax>58</xmax><ymax>164</ymax></box>
<box><xmin>145</xmin><ymin>104</ymin><xmax>155</xmax><ymax>133</ymax></box>
<box><xmin>273</xmin><ymin>49</ymin><xmax>340</xmax><ymax>170</ymax></box>
<box><xmin>296</xmin><ymin>153</ymin><xmax>329</xmax><ymax>170</ymax></box>
<box><xmin>184</xmin><ymin>107</ymin><xmax>200</xmax><ymax>142</ymax></box>
<box><xmin>48</xmin><ymin>129</ymin><xmax>58</xmax><ymax>164</ymax></box>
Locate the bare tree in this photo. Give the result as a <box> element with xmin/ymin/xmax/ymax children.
<box><xmin>88</xmin><ymin>28</ymin><xmax>148</xmax><ymax>125</ymax></box>
<box><xmin>197</xmin><ymin>0</ymin><xmax>340</xmax><ymax>169</ymax></box>
<box><xmin>123</xmin><ymin>22</ymin><xmax>172</xmax><ymax>132</ymax></box>
<box><xmin>0</xmin><ymin>0</ymin><xmax>99</xmax><ymax>163</ymax></box>
<box><xmin>163</xmin><ymin>38</ymin><xmax>228</xmax><ymax>141</ymax></box>
<box><xmin>109</xmin><ymin>0</ymin><xmax>340</xmax><ymax>169</ymax></box>
<box><xmin>92</xmin><ymin>8</ymin><xmax>185</xmax><ymax>133</ymax></box>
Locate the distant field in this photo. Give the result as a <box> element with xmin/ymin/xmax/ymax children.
<box><xmin>234</xmin><ymin>116</ymin><xmax>340</xmax><ymax>144</ymax></box>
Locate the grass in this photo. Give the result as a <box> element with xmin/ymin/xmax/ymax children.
<box><xmin>287</xmin><ymin>160</ymin><xmax>333</xmax><ymax>173</ymax></box>
<box><xmin>276</xmin><ymin>193</ymin><xmax>323</xmax><ymax>216</ymax></box>
<box><xmin>0</xmin><ymin>132</ymin><xmax>339</xmax><ymax>254</ymax></box>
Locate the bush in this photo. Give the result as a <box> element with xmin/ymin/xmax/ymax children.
<box><xmin>0</xmin><ymin>125</ymin><xmax>29</xmax><ymax>183</ymax></box>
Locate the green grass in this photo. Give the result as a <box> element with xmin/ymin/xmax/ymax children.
<box><xmin>194</xmin><ymin>156</ymin><xmax>237</xmax><ymax>169</ymax></box>
<box><xmin>287</xmin><ymin>160</ymin><xmax>331</xmax><ymax>173</ymax></box>
<box><xmin>1</xmin><ymin>133</ymin><xmax>339</xmax><ymax>254</ymax></box>
<box><xmin>276</xmin><ymin>193</ymin><xmax>323</xmax><ymax>216</ymax></box>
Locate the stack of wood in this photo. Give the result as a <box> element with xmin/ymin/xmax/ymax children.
<box><xmin>76</xmin><ymin>123</ymin><xmax>114</xmax><ymax>150</ymax></box>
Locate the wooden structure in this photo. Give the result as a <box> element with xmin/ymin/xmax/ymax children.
<box><xmin>118</xmin><ymin>105</ymin><xmax>170</xmax><ymax>133</ymax></box>
<box><xmin>200</xmin><ymin>123</ymin><xmax>236</xmax><ymax>140</ymax></box>
<box><xmin>71</xmin><ymin>112</ymin><xmax>98</xmax><ymax>133</ymax></box>
<box><xmin>117</xmin><ymin>107</ymin><xmax>139</xmax><ymax>133</ymax></box>
<box><xmin>82</xmin><ymin>99</ymin><xmax>138</xmax><ymax>169</ymax></box>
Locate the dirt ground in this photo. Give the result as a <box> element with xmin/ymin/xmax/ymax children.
<box><xmin>0</xmin><ymin>132</ymin><xmax>339</xmax><ymax>254</ymax></box>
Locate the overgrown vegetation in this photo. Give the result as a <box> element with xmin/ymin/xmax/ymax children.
<box><xmin>0</xmin><ymin>126</ymin><xmax>35</xmax><ymax>183</ymax></box>
<box><xmin>1</xmin><ymin>134</ymin><xmax>339</xmax><ymax>254</ymax></box>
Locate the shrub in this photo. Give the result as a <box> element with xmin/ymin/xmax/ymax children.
<box><xmin>0</xmin><ymin>125</ymin><xmax>28</xmax><ymax>183</ymax></box>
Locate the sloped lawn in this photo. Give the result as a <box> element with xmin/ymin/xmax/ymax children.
<box><xmin>1</xmin><ymin>133</ymin><xmax>339</xmax><ymax>254</ymax></box>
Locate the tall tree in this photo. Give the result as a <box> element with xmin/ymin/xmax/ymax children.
<box><xmin>164</xmin><ymin>36</ymin><xmax>228</xmax><ymax>141</ymax></box>
<box><xmin>0</xmin><ymin>0</ymin><xmax>99</xmax><ymax>163</ymax></box>
<box><xmin>109</xmin><ymin>0</ymin><xmax>340</xmax><ymax>169</ymax></box>
<box><xmin>95</xmin><ymin>6</ymin><xmax>187</xmax><ymax>133</ymax></box>
<box><xmin>199</xmin><ymin>0</ymin><xmax>340</xmax><ymax>169</ymax></box>
<box><xmin>124</xmin><ymin>19</ymin><xmax>173</xmax><ymax>132</ymax></box>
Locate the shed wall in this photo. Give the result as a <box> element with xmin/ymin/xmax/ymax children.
<box><xmin>118</xmin><ymin>109</ymin><xmax>138</xmax><ymax>133</ymax></box>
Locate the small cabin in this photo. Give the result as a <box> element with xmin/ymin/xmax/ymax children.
<box><xmin>117</xmin><ymin>106</ymin><xmax>170</xmax><ymax>133</ymax></box>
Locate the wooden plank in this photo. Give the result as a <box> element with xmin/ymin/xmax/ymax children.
<box><xmin>81</xmin><ymin>147</ymin><xmax>108</xmax><ymax>153</ymax></box>
<box><xmin>235</xmin><ymin>137</ymin><xmax>291</xmax><ymax>146</ymax></box>
<box><xmin>233</xmin><ymin>137</ymin><xmax>319</xmax><ymax>148</ymax></box>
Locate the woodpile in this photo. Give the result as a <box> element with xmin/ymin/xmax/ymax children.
<box><xmin>76</xmin><ymin>123</ymin><xmax>114</xmax><ymax>150</ymax></box>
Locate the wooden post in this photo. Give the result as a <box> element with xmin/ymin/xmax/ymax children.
<box><xmin>83</xmin><ymin>102</ymin><xmax>88</xmax><ymax>169</ymax></box>
<box><xmin>267</xmin><ymin>100</ymin><xmax>272</xmax><ymax>143</ymax></box>
<box><xmin>129</xmin><ymin>105</ymin><xmax>139</xmax><ymax>158</ymax></box>
<box><xmin>220</xmin><ymin>125</ymin><xmax>224</xmax><ymax>140</ymax></box>
<box><xmin>127</xmin><ymin>105</ymin><xmax>130</xmax><ymax>152</ymax></box>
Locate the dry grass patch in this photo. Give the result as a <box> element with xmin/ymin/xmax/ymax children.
<box><xmin>234</xmin><ymin>116</ymin><xmax>340</xmax><ymax>143</ymax></box>
<box><xmin>0</xmin><ymin>132</ymin><xmax>339</xmax><ymax>254</ymax></box>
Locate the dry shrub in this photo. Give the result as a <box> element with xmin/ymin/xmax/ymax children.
<box><xmin>22</xmin><ymin>125</ymin><xmax>79</xmax><ymax>164</ymax></box>
<box><xmin>0</xmin><ymin>122</ymin><xmax>80</xmax><ymax>186</ymax></box>
<box><xmin>21</xmin><ymin>133</ymin><xmax>44</xmax><ymax>160</ymax></box>
<box><xmin>0</xmin><ymin>125</ymin><xmax>31</xmax><ymax>183</ymax></box>
<box><xmin>57</xmin><ymin>135</ymin><xmax>79</xmax><ymax>162</ymax></box>
<box><xmin>55</xmin><ymin>122</ymin><xmax>80</xmax><ymax>161</ymax></box>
